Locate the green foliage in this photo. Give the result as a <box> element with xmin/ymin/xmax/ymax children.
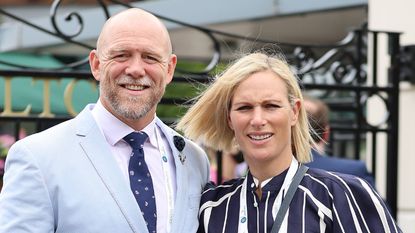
<box><xmin>0</xmin><ymin>147</ymin><xmax>6</xmax><ymax>158</ymax></box>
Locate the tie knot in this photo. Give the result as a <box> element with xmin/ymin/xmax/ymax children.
<box><xmin>124</xmin><ymin>131</ymin><xmax>148</xmax><ymax>150</ymax></box>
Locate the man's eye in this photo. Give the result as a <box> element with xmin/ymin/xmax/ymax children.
<box><xmin>113</xmin><ymin>54</ymin><xmax>128</xmax><ymax>59</ymax></box>
<box><xmin>143</xmin><ymin>55</ymin><xmax>159</xmax><ymax>63</ymax></box>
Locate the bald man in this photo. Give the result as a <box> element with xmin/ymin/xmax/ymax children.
<box><xmin>0</xmin><ymin>9</ymin><xmax>210</xmax><ymax>233</ymax></box>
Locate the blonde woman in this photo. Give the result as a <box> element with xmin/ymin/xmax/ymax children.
<box><xmin>177</xmin><ymin>52</ymin><xmax>401</xmax><ymax>233</ymax></box>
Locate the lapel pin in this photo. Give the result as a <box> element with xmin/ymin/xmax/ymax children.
<box><xmin>173</xmin><ymin>136</ymin><xmax>186</xmax><ymax>164</ymax></box>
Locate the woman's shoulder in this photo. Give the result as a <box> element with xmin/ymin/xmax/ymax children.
<box><xmin>303</xmin><ymin>167</ymin><xmax>376</xmax><ymax>195</ymax></box>
<box><xmin>201</xmin><ymin>177</ymin><xmax>245</xmax><ymax>202</ymax></box>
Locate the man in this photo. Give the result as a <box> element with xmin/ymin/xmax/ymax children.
<box><xmin>304</xmin><ymin>96</ymin><xmax>376</xmax><ymax>188</ymax></box>
<box><xmin>0</xmin><ymin>8</ymin><xmax>210</xmax><ymax>233</ymax></box>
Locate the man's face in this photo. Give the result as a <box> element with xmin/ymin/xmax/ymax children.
<box><xmin>90</xmin><ymin>15</ymin><xmax>176</xmax><ymax>126</ymax></box>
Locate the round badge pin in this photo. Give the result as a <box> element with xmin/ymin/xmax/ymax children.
<box><xmin>240</xmin><ymin>217</ymin><xmax>247</xmax><ymax>223</ymax></box>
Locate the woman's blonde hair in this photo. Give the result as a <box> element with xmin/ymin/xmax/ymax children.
<box><xmin>176</xmin><ymin>52</ymin><xmax>313</xmax><ymax>163</ymax></box>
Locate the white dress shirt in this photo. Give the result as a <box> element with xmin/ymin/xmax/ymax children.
<box><xmin>91</xmin><ymin>101</ymin><xmax>177</xmax><ymax>233</ymax></box>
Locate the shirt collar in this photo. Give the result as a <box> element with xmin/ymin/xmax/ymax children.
<box><xmin>247</xmin><ymin>168</ymin><xmax>289</xmax><ymax>193</ymax></box>
<box><xmin>140</xmin><ymin>118</ymin><xmax>158</xmax><ymax>148</ymax></box>
<box><xmin>91</xmin><ymin>100</ymin><xmax>158</xmax><ymax>147</ymax></box>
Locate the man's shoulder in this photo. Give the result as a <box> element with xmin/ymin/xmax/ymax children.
<box><xmin>309</xmin><ymin>151</ymin><xmax>366</xmax><ymax>170</ymax></box>
<box><xmin>319</xmin><ymin>154</ymin><xmax>365</xmax><ymax>166</ymax></box>
<box><xmin>307</xmin><ymin>150</ymin><xmax>376</xmax><ymax>187</ymax></box>
<box><xmin>9</xmin><ymin>120</ymin><xmax>76</xmax><ymax>154</ymax></box>
<box><xmin>11</xmin><ymin>107</ymin><xmax>95</xmax><ymax>149</ymax></box>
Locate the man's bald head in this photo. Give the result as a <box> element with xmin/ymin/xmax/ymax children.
<box><xmin>96</xmin><ymin>8</ymin><xmax>172</xmax><ymax>56</ymax></box>
<box><xmin>88</xmin><ymin>7</ymin><xmax>177</xmax><ymax>130</ymax></box>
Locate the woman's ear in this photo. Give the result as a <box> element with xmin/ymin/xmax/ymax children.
<box><xmin>227</xmin><ymin>114</ymin><xmax>234</xmax><ymax>130</ymax></box>
<box><xmin>290</xmin><ymin>99</ymin><xmax>301</xmax><ymax>126</ymax></box>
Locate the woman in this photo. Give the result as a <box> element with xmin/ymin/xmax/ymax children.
<box><xmin>176</xmin><ymin>52</ymin><xmax>401</xmax><ymax>233</ymax></box>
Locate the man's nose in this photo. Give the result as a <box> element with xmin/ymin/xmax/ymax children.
<box><xmin>125</xmin><ymin>56</ymin><xmax>146</xmax><ymax>77</ymax></box>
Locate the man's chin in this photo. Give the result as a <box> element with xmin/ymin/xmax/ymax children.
<box><xmin>116</xmin><ymin>108</ymin><xmax>147</xmax><ymax>120</ymax></box>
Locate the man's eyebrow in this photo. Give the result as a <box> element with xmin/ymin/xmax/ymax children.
<box><xmin>107</xmin><ymin>48</ymin><xmax>127</xmax><ymax>54</ymax></box>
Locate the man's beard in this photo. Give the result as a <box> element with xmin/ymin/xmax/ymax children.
<box><xmin>101</xmin><ymin>75</ymin><xmax>165</xmax><ymax>120</ymax></box>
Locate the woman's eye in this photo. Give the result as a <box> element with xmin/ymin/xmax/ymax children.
<box><xmin>235</xmin><ymin>106</ymin><xmax>251</xmax><ymax>111</ymax></box>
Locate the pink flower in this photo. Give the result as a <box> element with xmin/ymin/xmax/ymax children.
<box><xmin>0</xmin><ymin>134</ymin><xmax>16</xmax><ymax>149</ymax></box>
<box><xmin>0</xmin><ymin>158</ymin><xmax>4</xmax><ymax>173</ymax></box>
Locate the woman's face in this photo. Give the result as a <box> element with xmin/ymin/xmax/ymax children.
<box><xmin>228</xmin><ymin>70</ymin><xmax>299</xmax><ymax>169</ymax></box>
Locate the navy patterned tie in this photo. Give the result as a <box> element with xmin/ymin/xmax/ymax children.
<box><xmin>124</xmin><ymin>132</ymin><xmax>157</xmax><ymax>233</ymax></box>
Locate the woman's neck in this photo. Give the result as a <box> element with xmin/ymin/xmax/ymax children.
<box><xmin>248</xmin><ymin>155</ymin><xmax>292</xmax><ymax>183</ymax></box>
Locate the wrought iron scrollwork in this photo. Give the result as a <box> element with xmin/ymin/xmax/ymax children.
<box><xmin>359</xmin><ymin>92</ymin><xmax>390</xmax><ymax>128</ymax></box>
<box><xmin>50</xmin><ymin>0</ymin><xmax>111</xmax><ymax>40</ymax></box>
<box><xmin>50</xmin><ymin>0</ymin><xmax>84</xmax><ymax>39</ymax></box>
<box><xmin>0</xmin><ymin>6</ymin><xmax>93</xmax><ymax>70</ymax></box>
<box><xmin>1</xmin><ymin>0</ymin><xmax>368</xmax><ymax>79</ymax></box>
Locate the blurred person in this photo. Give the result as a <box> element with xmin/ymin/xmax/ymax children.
<box><xmin>304</xmin><ymin>96</ymin><xmax>376</xmax><ymax>188</ymax></box>
<box><xmin>177</xmin><ymin>52</ymin><xmax>401</xmax><ymax>232</ymax></box>
<box><xmin>221</xmin><ymin>147</ymin><xmax>247</xmax><ymax>181</ymax></box>
<box><xmin>201</xmin><ymin>145</ymin><xmax>219</xmax><ymax>184</ymax></box>
<box><xmin>203</xmin><ymin>144</ymin><xmax>246</xmax><ymax>184</ymax></box>
<box><xmin>0</xmin><ymin>8</ymin><xmax>210</xmax><ymax>233</ymax></box>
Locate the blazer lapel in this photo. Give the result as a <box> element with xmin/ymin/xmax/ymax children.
<box><xmin>156</xmin><ymin>119</ymin><xmax>188</xmax><ymax>232</ymax></box>
<box><xmin>74</xmin><ymin>106</ymin><xmax>148</xmax><ymax>233</ymax></box>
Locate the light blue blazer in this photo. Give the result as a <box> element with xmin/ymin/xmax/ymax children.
<box><xmin>0</xmin><ymin>105</ymin><xmax>210</xmax><ymax>233</ymax></box>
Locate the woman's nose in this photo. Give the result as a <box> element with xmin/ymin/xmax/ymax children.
<box><xmin>250</xmin><ymin>108</ymin><xmax>266</xmax><ymax>127</ymax></box>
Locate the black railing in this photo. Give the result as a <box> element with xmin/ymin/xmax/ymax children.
<box><xmin>0</xmin><ymin>0</ymin><xmax>402</xmax><ymax>217</ymax></box>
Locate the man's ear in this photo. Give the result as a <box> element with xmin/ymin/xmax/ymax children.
<box><xmin>89</xmin><ymin>50</ymin><xmax>100</xmax><ymax>81</ymax></box>
<box><xmin>165</xmin><ymin>54</ymin><xmax>177</xmax><ymax>84</ymax></box>
<box><xmin>322</xmin><ymin>126</ymin><xmax>330</xmax><ymax>141</ymax></box>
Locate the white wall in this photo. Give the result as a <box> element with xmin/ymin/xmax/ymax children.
<box><xmin>369</xmin><ymin>0</ymin><xmax>415</xmax><ymax>231</ymax></box>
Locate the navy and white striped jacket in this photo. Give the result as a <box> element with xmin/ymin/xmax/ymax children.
<box><xmin>198</xmin><ymin>165</ymin><xmax>401</xmax><ymax>233</ymax></box>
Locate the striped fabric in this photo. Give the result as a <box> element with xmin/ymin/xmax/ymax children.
<box><xmin>198</xmin><ymin>167</ymin><xmax>402</xmax><ymax>233</ymax></box>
